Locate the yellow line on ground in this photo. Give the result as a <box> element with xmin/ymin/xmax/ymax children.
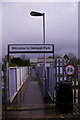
<box><xmin>7</xmin><ymin>104</ymin><xmax>55</xmax><ymax>110</ymax></box>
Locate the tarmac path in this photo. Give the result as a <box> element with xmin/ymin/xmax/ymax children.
<box><xmin>2</xmin><ymin>69</ymin><xmax>61</xmax><ymax>119</ymax></box>
<box><xmin>2</xmin><ymin>69</ymin><xmax>80</xmax><ymax>119</ymax></box>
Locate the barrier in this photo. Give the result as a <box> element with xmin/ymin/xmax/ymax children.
<box><xmin>16</xmin><ymin>68</ymin><xmax>21</xmax><ymax>91</ymax></box>
<box><xmin>36</xmin><ymin>66</ymin><xmax>54</xmax><ymax>100</ymax></box>
<box><xmin>21</xmin><ymin>67</ymin><xmax>23</xmax><ymax>86</ymax></box>
<box><xmin>9</xmin><ymin>66</ymin><xmax>30</xmax><ymax>102</ymax></box>
<box><xmin>54</xmin><ymin>59</ymin><xmax>78</xmax><ymax>103</ymax></box>
<box><xmin>36</xmin><ymin>59</ymin><xmax>79</xmax><ymax>104</ymax></box>
<box><xmin>36</xmin><ymin>67</ymin><xmax>44</xmax><ymax>84</ymax></box>
<box><xmin>47</xmin><ymin>67</ymin><xmax>54</xmax><ymax>100</ymax></box>
<box><xmin>9</xmin><ymin>68</ymin><xmax>17</xmax><ymax>101</ymax></box>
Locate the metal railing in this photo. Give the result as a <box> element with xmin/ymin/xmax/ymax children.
<box><xmin>36</xmin><ymin>58</ymin><xmax>80</xmax><ymax>104</ymax></box>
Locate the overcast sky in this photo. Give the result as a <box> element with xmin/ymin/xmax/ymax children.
<box><xmin>2</xmin><ymin>2</ymin><xmax>78</xmax><ymax>58</ymax></box>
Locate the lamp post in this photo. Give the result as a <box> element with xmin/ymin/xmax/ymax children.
<box><xmin>30</xmin><ymin>11</ymin><xmax>45</xmax><ymax>44</ymax></box>
<box><xmin>30</xmin><ymin>11</ymin><xmax>46</xmax><ymax>95</ymax></box>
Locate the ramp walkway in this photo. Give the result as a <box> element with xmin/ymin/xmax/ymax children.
<box><xmin>2</xmin><ymin>64</ymin><xmax>80</xmax><ymax>119</ymax></box>
<box><xmin>2</xmin><ymin>69</ymin><xmax>63</xmax><ymax>119</ymax></box>
<box><xmin>2</xmin><ymin>69</ymin><xmax>80</xmax><ymax>119</ymax></box>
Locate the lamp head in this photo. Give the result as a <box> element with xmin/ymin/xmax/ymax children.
<box><xmin>30</xmin><ymin>11</ymin><xmax>43</xmax><ymax>16</ymax></box>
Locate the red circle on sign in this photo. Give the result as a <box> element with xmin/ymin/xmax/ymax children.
<box><xmin>64</xmin><ymin>64</ymin><xmax>76</xmax><ymax>76</ymax></box>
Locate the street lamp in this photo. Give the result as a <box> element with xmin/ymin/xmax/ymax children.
<box><xmin>30</xmin><ymin>11</ymin><xmax>43</xmax><ymax>16</ymax></box>
<box><xmin>30</xmin><ymin>11</ymin><xmax>45</xmax><ymax>44</ymax></box>
<box><xmin>30</xmin><ymin>11</ymin><xmax>46</xmax><ymax>92</ymax></box>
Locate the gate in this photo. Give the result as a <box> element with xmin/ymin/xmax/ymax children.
<box><xmin>54</xmin><ymin>58</ymin><xmax>79</xmax><ymax>104</ymax></box>
<box><xmin>36</xmin><ymin>58</ymin><xmax>80</xmax><ymax>104</ymax></box>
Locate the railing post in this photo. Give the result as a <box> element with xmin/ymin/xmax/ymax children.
<box><xmin>4</xmin><ymin>60</ymin><xmax>7</xmax><ymax>110</ymax></box>
<box><xmin>66</xmin><ymin>59</ymin><xmax>68</xmax><ymax>80</ymax></box>
<box><xmin>74</xmin><ymin>60</ymin><xmax>76</xmax><ymax>103</ymax></box>
<box><xmin>70</xmin><ymin>60</ymin><xmax>72</xmax><ymax>84</ymax></box>
<box><xmin>47</xmin><ymin>67</ymin><xmax>49</xmax><ymax>93</ymax></box>
<box><xmin>62</xmin><ymin>59</ymin><xmax>64</xmax><ymax>81</ymax></box>
<box><xmin>43</xmin><ymin>77</ymin><xmax>47</xmax><ymax>97</ymax></box>
<box><xmin>52</xmin><ymin>62</ymin><xmax>54</xmax><ymax>101</ymax></box>
<box><xmin>58</xmin><ymin>59</ymin><xmax>60</xmax><ymax>82</ymax></box>
<box><xmin>78</xmin><ymin>64</ymin><xmax>80</xmax><ymax>103</ymax></box>
<box><xmin>55</xmin><ymin>59</ymin><xmax>57</xmax><ymax>101</ymax></box>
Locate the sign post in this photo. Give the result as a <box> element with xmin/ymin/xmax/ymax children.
<box><xmin>64</xmin><ymin>64</ymin><xmax>76</xmax><ymax>104</ymax></box>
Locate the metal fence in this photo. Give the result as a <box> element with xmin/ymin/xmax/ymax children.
<box><xmin>9</xmin><ymin>67</ymin><xmax>29</xmax><ymax>102</ymax></box>
<box><xmin>36</xmin><ymin>67</ymin><xmax>44</xmax><ymax>84</ymax></box>
<box><xmin>9</xmin><ymin>68</ymin><xmax>17</xmax><ymax>102</ymax></box>
<box><xmin>54</xmin><ymin>59</ymin><xmax>79</xmax><ymax>104</ymax></box>
<box><xmin>36</xmin><ymin>59</ymin><xmax>80</xmax><ymax>104</ymax></box>
<box><xmin>46</xmin><ymin>67</ymin><xmax>54</xmax><ymax>101</ymax></box>
<box><xmin>3</xmin><ymin>59</ymin><xmax>32</xmax><ymax>109</ymax></box>
<box><xmin>36</xmin><ymin>66</ymin><xmax>54</xmax><ymax>100</ymax></box>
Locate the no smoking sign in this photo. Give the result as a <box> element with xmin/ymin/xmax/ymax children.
<box><xmin>64</xmin><ymin>64</ymin><xmax>76</xmax><ymax>76</ymax></box>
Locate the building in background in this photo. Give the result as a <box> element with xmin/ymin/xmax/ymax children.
<box><xmin>30</xmin><ymin>53</ymin><xmax>69</xmax><ymax>68</ymax></box>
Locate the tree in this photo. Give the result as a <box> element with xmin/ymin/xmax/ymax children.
<box><xmin>2</xmin><ymin>64</ymin><xmax>4</xmax><ymax>72</ymax></box>
<box><xmin>67</xmin><ymin>53</ymin><xmax>77</xmax><ymax>61</ymax></box>
<box><xmin>54</xmin><ymin>53</ymin><xmax>62</xmax><ymax>58</ymax></box>
<box><xmin>47</xmin><ymin>56</ymin><xmax>53</xmax><ymax>59</ymax></box>
<box><xmin>10</xmin><ymin>57</ymin><xmax>31</xmax><ymax>67</ymax></box>
<box><xmin>21</xmin><ymin>54</ymin><xmax>26</xmax><ymax>60</ymax></box>
<box><xmin>5</xmin><ymin>55</ymin><xmax>11</xmax><ymax>62</ymax></box>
